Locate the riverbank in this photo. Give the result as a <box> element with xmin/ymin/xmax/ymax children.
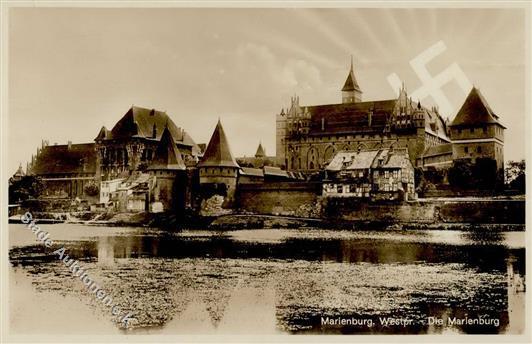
<box><xmin>9</xmin><ymin>211</ymin><xmax>525</xmax><ymax>232</ymax></box>
<box><xmin>8</xmin><ymin>196</ymin><xmax>525</xmax><ymax>231</ymax></box>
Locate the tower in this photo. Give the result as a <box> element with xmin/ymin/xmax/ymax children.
<box><xmin>276</xmin><ymin>108</ymin><xmax>287</xmax><ymax>167</ymax></box>
<box><xmin>255</xmin><ymin>142</ymin><xmax>266</xmax><ymax>158</ymax></box>
<box><xmin>449</xmin><ymin>87</ymin><xmax>505</xmax><ymax>172</ymax></box>
<box><xmin>147</xmin><ymin>127</ymin><xmax>187</xmax><ymax>212</ymax></box>
<box><xmin>197</xmin><ymin>119</ymin><xmax>240</xmax><ymax>206</ymax></box>
<box><xmin>342</xmin><ymin>56</ymin><xmax>362</xmax><ymax>103</ymax></box>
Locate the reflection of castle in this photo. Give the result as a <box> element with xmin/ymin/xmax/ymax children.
<box><xmin>276</xmin><ymin>60</ymin><xmax>505</xmax><ymax>174</ymax></box>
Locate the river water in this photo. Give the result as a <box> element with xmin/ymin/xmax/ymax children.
<box><xmin>8</xmin><ymin>223</ymin><xmax>525</xmax><ymax>335</ymax></box>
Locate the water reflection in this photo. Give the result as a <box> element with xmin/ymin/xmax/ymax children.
<box><xmin>8</xmin><ymin>225</ymin><xmax>526</xmax><ymax>335</ymax></box>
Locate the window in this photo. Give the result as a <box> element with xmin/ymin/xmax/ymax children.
<box><xmin>470</xmin><ymin>128</ymin><xmax>474</xmax><ymax>133</ymax></box>
<box><xmin>393</xmin><ymin>170</ymin><xmax>398</xmax><ymax>179</ymax></box>
<box><xmin>477</xmin><ymin>146</ymin><xmax>481</xmax><ymax>153</ymax></box>
<box><xmin>393</xmin><ymin>183</ymin><xmax>398</xmax><ymax>191</ymax></box>
<box><xmin>385</xmin><ymin>171</ymin><xmax>389</xmax><ymax>178</ymax></box>
<box><xmin>458</xmin><ymin>129</ymin><xmax>462</xmax><ymax>134</ymax></box>
<box><xmin>483</xmin><ymin>127</ymin><xmax>487</xmax><ymax>134</ymax></box>
<box><xmin>464</xmin><ymin>146</ymin><xmax>469</xmax><ymax>153</ymax></box>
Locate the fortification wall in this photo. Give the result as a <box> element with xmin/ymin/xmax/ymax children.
<box><xmin>237</xmin><ymin>182</ymin><xmax>525</xmax><ymax>224</ymax></box>
<box><xmin>237</xmin><ymin>182</ymin><xmax>321</xmax><ymax>218</ymax></box>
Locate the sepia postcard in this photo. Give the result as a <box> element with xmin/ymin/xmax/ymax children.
<box><xmin>1</xmin><ymin>1</ymin><xmax>530</xmax><ymax>343</ymax></box>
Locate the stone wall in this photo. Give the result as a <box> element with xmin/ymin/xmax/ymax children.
<box><xmin>237</xmin><ymin>182</ymin><xmax>321</xmax><ymax>218</ymax></box>
<box><xmin>237</xmin><ymin>182</ymin><xmax>525</xmax><ymax>224</ymax></box>
<box><xmin>322</xmin><ymin>198</ymin><xmax>525</xmax><ymax>224</ymax></box>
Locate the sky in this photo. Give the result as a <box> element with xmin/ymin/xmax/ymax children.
<box><xmin>7</xmin><ymin>7</ymin><xmax>527</xmax><ymax>176</ymax></box>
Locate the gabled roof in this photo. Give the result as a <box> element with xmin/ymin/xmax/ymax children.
<box><xmin>31</xmin><ymin>143</ymin><xmax>97</xmax><ymax>175</ymax></box>
<box><xmin>147</xmin><ymin>127</ymin><xmax>186</xmax><ymax>170</ymax></box>
<box><xmin>422</xmin><ymin>143</ymin><xmax>453</xmax><ymax>158</ymax></box>
<box><xmin>264</xmin><ymin>166</ymin><xmax>289</xmax><ymax>178</ymax></box>
<box><xmin>326</xmin><ymin>150</ymin><xmax>381</xmax><ymax>171</ymax></box>
<box><xmin>450</xmin><ymin>87</ymin><xmax>504</xmax><ymax>127</ymax></box>
<box><xmin>103</xmin><ymin>106</ymin><xmax>200</xmax><ymax>153</ymax></box>
<box><xmin>95</xmin><ymin>126</ymin><xmax>111</xmax><ymax>140</ymax></box>
<box><xmin>198</xmin><ymin>120</ymin><xmax>239</xmax><ymax>168</ymax></box>
<box><xmin>255</xmin><ymin>143</ymin><xmax>266</xmax><ymax>158</ymax></box>
<box><xmin>342</xmin><ymin>61</ymin><xmax>362</xmax><ymax>92</ymax></box>
<box><xmin>240</xmin><ymin>167</ymin><xmax>264</xmax><ymax>177</ymax></box>
<box><xmin>307</xmin><ymin>99</ymin><xmax>397</xmax><ymax>135</ymax></box>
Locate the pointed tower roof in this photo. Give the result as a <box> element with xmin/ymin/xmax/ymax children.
<box><xmin>255</xmin><ymin>142</ymin><xmax>266</xmax><ymax>158</ymax></box>
<box><xmin>342</xmin><ymin>57</ymin><xmax>362</xmax><ymax>92</ymax></box>
<box><xmin>95</xmin><ymin>126</ymin><xmax>110</xmax><ymax>140</ymax></box>
<box><xmin>148</xmin><ymin>127</ymin><xmax>186</xmax><ymax>170</ymax></box>
<box><xmin>14</xmin><ymin>163</ymin><xmax>25</xmax><ymax>177</ymax></box>
<box><xmin>198</xmin><ymin>120</ymin><xmax>239</xmax><ymax>168</ymax></box>
<box><xmin>450</xmin><ymin>87</ymin><xmax>505</xmax><ymax>127</ymax></box>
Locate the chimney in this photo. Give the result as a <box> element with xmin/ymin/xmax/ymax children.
<box><xmin>368</xmin><ymin>111</ymin><xmax>373</xmax><ymax>127</ymax></box>
<box><xmin>68</xmin><ymin>141</ymin><xmax>72</xmax><ymax>149</ymax></box>
<box><xmin>321</xmin><ymin>118</ymin><xmax>325</xmax><ymax>131</ymax></box>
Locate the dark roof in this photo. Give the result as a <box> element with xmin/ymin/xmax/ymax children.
<box><xmin>102</xmin><ymin>106</ymin><xmax>200</xmax><ymax>153</ymax></box>
<box><xmin>95</xmin><ymin>126</ymin><xmax>111</xmax><ymax>140</ymax></box>
<box><xmin>450</xmin><ymin>88</ymin><xmax>505</xmax><ymax>128</ymax></box>
<box><xmin>13</xmin><ymin>164</ymin><xmax>25</xmax><ymax>177</ymax></box>
<box><xmin>240</xmin><ymin>167</ymin><xmax>264</xmax><ymax>177</ymax></box>
<box><xmin>255</xmin><ymin>143</ymin><xmax>266</xmax><ymax>158</ymax></box>
<box><xmin>342</xmin><ymin>64</ymin><xmax>362</xmax><ymax>92</ymax></box>
<box><xmin>32</xmin><ymin>143</ymin><xmax>96</xmax><ymax>175</ymax></box>
<box><xmin>147</xmin><ymin>127</ymin><xmax>186</xmax><ymax>170</ymax></box>
<box><xmin>422</xmin><ymin>143</ymin><xmax>453</xmax><ymax>158</ymax></box>
<box><xmin>264</xmin><ymin>166</ymin><xmax>289</xmax><ymax>178</ymax></box>
<box><xmin>326</xmin><ymin>150</ymin><xmax>380</xmax><ymax>171</ymax></box>
<box><xmin>307</xmin><ymin>99</ymin><xmax>397</xmax><ymax>135</ymax></box>
<box><xmin>198</xmin><ymin>120</ymin><xmax>239</xmax><ymax>168</ymax></box>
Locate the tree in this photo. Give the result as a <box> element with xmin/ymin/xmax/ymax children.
<box><xmin>83</xmin><ymin>182</ymin><xmax>100</xmax><ymax>196</ymax></box>
<box><xmin>8</xmin><ymin>175</ymin><xmax>45</xmax><ymax>203</ymax></box>
<box><xmin>473</xmin><ymin>158</ymin><xmax>498</xmax><ymax>189</ymax></box>
<box><xmin>505</xmin><ymin>160</ymin><xmax>525</xmax><ymax>193</ymax></box>
<box><xmin>448</xmin><ymin>159</ymin><xmax>474</xmax><ymax>189</ymax></box>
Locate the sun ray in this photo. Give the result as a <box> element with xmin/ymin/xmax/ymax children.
<box><xmin>342</xmin><ymin>10</ymin><xmax>389</xmax><ymax>59</ymax></box>
<box><xmin>293</xmin><ymin>9</ymin><xmax>370</xmax><ymax>64</ymax></box>
<box><xmin>381</xmin><ymin>9</ymin><xmax>412</xmax><ymax>58</ymax></box>
<box><xmin>241</xmin><ymin>29</ymin><xmax>339</xmax><ymax>70</ymax></box>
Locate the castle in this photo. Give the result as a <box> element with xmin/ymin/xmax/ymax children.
<box><xmin>275</xmin><ymin>60</ymin><xmax>505</xmax><ymax>175</ymax></box>
<box><xmin>19</xmin><ymin>58</ymin><xmax>506</xmax><ymax>212</ymax></box>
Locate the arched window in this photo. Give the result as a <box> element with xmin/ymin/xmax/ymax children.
<box><xmin>324</xmin><ymin>145</ymin><xmax>336</xmax><ymax>163</ymax></box>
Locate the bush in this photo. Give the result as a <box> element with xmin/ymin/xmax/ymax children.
<box><xmin>448</xmin><ymin>159</ymin><xmax>474</xmax><ymax>189</ymax></box>
<box><xmin>9</xmin><ymin>176</ymin><xmax>45</xmax><ymax>203</ymax></box>
<box><xmin>83</xmin><ymin>182</ymin><xmax>100</xmax><ymax>196</ymax></box>
<box><xmin>505</xmin><ymin>160</ymin><xmax>525</xmax><ymax>193</ymax></box>
<box><xmin>448</xmin><ymin>158</ymin><xmax>500</xmax><ymax>190</ymax></box>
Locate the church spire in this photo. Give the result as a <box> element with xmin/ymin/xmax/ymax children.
<box><xmin>342</xmin><ymin>56</ymin><xmax>362</xmax><ymax>103</ymax></box>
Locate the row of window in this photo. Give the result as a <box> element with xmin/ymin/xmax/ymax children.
<box><xmin>458</xmin><ymin>127</ymin><xmax>488</xmax><ymax>135</ymax></box>
<box><xmin>324</xmin><ymin>183</ymin><xmax>399</xmax><ymax>193</ymax></box>
<box><xmin>457</xmin><ymin>126</ymin><xmax>504</xmax><ymax>136</ymax></box>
